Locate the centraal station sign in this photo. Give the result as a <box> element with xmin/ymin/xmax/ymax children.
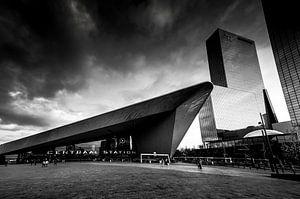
<box><xmin>47</xmin><ymin>150</ymin><xmax>136</xmax><ymax>155</ymax></box>
<box><xmin>102</xmin><ymin>150</ymin><xmax>136</xmax><ymax>155</ymax></box>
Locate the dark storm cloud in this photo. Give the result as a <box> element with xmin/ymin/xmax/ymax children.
<box><xmin>0</xmin><ymin>0</ymin><xmax>265</xmax><ymax>127</ymax></box>
<box><xmin>0</xmin><ymin>0</ymin><xmax>86</xmax><ymax>98</ymax></box>
<box><xmin>0</xmin><ymin>0</ymin><xmax>88</xmax><ymax>126</ymax></box>
<box><xmin>80</xmin><ymin>0</ymin><xmax>207</xmax><ymax>68</ymax></box>
<box><xmin>0</xmin><ymin>107</ymin><xmax>48</xmax><ymax>127</ymax></box>
<box><xmin>79</xmin><ymin>0</ymin><xmax>266</xmax><ymax>69</ymax></box>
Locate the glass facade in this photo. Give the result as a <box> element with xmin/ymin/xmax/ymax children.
<box><xmin>200</xmin><ymin>86</ymin><xmax>261</xmax><ymax>141</ymax></box>
<box><xmin>200</xmin><ymin>29</ymin><xmax>265</xmax><ymax>142</ymax></box>
<box><xmin>199</xmin><ymin>96</ymin><xmax>218</xmax><ymax>141</ymax></box>
<box><xmin>261</xmin><ymin>0</ymin><xmax>300</xmax><ymax>127</ymax></box>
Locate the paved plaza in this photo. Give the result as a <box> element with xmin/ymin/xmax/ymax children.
<box><xmin>0</xmin><ymin>162</ymin><xmax>299</xmax><ymax>198</ymax></box>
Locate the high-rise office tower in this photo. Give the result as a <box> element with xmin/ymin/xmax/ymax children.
<box><xmin>199</xmin><ymin>29</ymin><xmax>265</xmax><ymax>142</ymax></box>
<box><xmin>261</xmin><ymin>0</ymin><xmax>300</xmax><ymax>127</ymax></box>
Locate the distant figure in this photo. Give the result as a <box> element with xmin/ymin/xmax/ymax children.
<box><xmin>288</xmin><ymin>162</ymin><xmax>296</xmax><ymax>174</ymax></box>
<box><xmin>4</xmin><ymin>160</ymin><xmax>8</xmax><ymax>167</ymax></box>
<box><xmin>197</xmin><ymin>159</ymin><xmax>202</xmax><ymax>169</ymax></box>
<box><xmin>278</xmin><ymin>159</ymin><xmax>285</xmax><ymax>173</ymax></box>
<box><xmin>42</xmin><ymin>159</ymin><xmax>49</xmax><ymax>167</ymax></box>
<box><xmin>53</xmin><ymin>158</ymin><xmax>57</xmax><ymax>166</ymax></box>
<box><xmin>165</xmin><ymin>158</ymin><xmax>169</xmax><ymax>166</ymax></box>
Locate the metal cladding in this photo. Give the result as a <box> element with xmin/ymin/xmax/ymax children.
<box><xmin>0</xmin><ymin>82</ymin><xmax>213</xmax><ymax>157</ymax></box>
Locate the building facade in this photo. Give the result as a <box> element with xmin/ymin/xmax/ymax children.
<box><xmin>0</xmin><ymin>82</ymin><xmax>213</xmax><ymax>159</ymax></box>
<box><xmin>261</xmin><ymin>0</ymin><xmax>300</xmax><ymax>127</ymax></box>
<box><xmin>199</xmin><ymin>29</ymin><xmax>265</xmax><ymax>142</ymax></box>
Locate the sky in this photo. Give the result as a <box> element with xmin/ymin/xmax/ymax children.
<box><xmin>0</xmin><ymin>0</ymin><xmax>290</xmax><ymax>148</ymax></box>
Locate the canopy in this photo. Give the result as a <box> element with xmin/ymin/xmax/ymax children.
<box><xmin>243</xmin><ymin>129</ymin><xmax>283</xmax><ymax>138</ymax></box>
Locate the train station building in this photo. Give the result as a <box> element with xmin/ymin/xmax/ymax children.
<box><xmin>0</xmin><ymin>82</ymin><xmax>213</xmax><ymax>163</ymax></box>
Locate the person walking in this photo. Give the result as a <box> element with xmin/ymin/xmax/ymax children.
<box><xmin>197</xmin><ymin>159</ymin><xmax>202</xmax><ymax>169</ymax></box>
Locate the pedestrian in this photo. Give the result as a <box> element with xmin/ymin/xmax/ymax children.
<box><xmin>165</xmin><ymin>158</ymin><xmax>169</xmax><ymax>166</ymax></box>
<box><xmin>42</xmin><ymin>159</ymin><xmax>48</xmax><ymax>167</ymax></box>
<box><xmin>53</xmin><ymin>158</ymin><xmax>57</xmax><ymax>166</ymax></box>
<box><xmin>197</xmin><ymin>159</ymin><xmax>202</xmax><ymax>169</ymax></box>
<box><xmin>288</xmin><ymin>162</ymin><xmax>296</xmax><ymax>174</ymax></box>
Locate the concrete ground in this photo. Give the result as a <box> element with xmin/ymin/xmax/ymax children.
<box><xmin>0</xmin><ymin>162</ymin><xmax>299</xmax><ymax>199</ymax></box>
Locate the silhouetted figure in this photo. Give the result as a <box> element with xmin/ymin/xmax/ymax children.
<box><xmin>197</xmin><ymin>159</ymin><xmax>202</xmax><ymax>169</ymax></box>
<box><xmin>42</xmin><ymin>159</ymin><xmax>49</xmax><ymax>167</ymax></box>
<box><xmin>288</xmin><ymin>162</ymin><xmax>296</xmax><ymax>174</ymax></box>
<box><xmin>164</xmin><ymin>158</ymin><xmax>170</xmax><ymax>166</ymax></box>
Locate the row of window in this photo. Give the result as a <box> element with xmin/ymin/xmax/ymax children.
<box><xmin>280</xmin><ymin>75</ymin><xmax>300</xmax><ymax>83</ymax></box>
<box><xmin>278</xmin><ymin>56</ymin><xmax>300</xmax><ymax>65</ymax></box>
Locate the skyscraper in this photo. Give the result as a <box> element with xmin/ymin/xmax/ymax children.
<box><xmin>261</xmin><ymin>0</ymin><xmax>300</xmax><ymax>127</ymax></box>
<box><xmin>199</xmin><ymin>29</ymin><xmax>265</xmax><ymax>142</ymax></box>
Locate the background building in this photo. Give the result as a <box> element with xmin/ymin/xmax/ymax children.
<box><xmin>261</xmin><ymin>0</ymin><xmax>300</xmax><ymax>127</ymax></box>
<box><xmin>199</xmin><ymin>29</ymin><xmax>265</xmax><ymax>142</ymax></box>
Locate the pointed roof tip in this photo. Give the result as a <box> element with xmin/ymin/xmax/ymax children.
<box><xmin>198</xmin><ymin>81</ymin><xmax>214</xmax><ymax>89</ymax></box>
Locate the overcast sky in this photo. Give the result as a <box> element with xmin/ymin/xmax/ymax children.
<box><xmin>0</xmin><ymin>0</ymin><xmax>290</xmax><ymax>147</ymax></box>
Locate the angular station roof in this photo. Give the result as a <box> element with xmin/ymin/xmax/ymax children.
<box><xmin>0</xmin><ymin>82</ymin><xmax>213</xmax><ymax>156</ymax></box>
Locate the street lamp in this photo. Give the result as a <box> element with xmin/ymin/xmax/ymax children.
<box><xmin>259</xmin><ymin>113</ymin><xmax>278</xmax><ymax>174</ymax></box>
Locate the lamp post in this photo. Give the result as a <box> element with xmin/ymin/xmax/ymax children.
<box><xmin>259</xmin><ymin>113</ymin><xmax>278</xmax><ymax>174</ymax></box>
